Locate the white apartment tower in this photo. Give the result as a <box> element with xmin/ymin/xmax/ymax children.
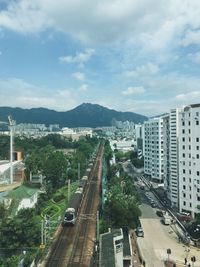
<box><xmin>178</xmin><ymin>104</ymin><xmax>200</xmax><ymax>217</ymax></box>
<box><xmin>144</xmin><ymin>117</ymin><xmax>165</xmax><ymax>182</ymax></box>
<box><xmin>168</xmin><ymin>108</ymin><xmax>182</xmax><ymax>209</ymax></box>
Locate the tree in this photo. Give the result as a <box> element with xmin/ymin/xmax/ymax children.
<box><xmin>42</xmin><ymin>151</ymin><xmax>68</xmax><ymax>189</ymax></box>
<box><xmin>104</xmin><ymin>175</ymin><xmax>141</xmax><ymax>228</ymax></box>
<box><xmin>0</xmin><ymin>209</ymin><xmax>40</xmax><ymax>257</ymax></box>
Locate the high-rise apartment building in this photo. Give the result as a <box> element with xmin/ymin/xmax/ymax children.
<box><xmin>144</xmin><ymin>117</ymin><xmax>165</xmax><ymax>182</ymax></box>
<box><xmin>166</xmin><ymin>108</ymin><xmax>181</xmax><ymax>209</ymax></box>
<box><xmin>144</xmin><ymin>104</ymin><xmax>200</xmax><ymax>217</ymax></box>
<box><xmin>178</xmin><ymin>104</ymin><xmax>200</xmax><ymax>217</ymax></box>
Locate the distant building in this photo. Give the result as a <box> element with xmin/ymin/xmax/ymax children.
<box><xmin>144</xmin><ymin>116</ymin><xmax>166</xmax><ymax>182</ymax></box>
<box><xmin>99</xmin><ymin>228</ymin><xmax>132</xmax><ymax>267</ymax></box>
<box><xmin>60</xmin><ymin>127</ymin><xmax>92</xmax><ymax>140</ymax></box>
<box><xmin>110</xmin><ymin>140</ymin><xmax>135</xmax><ymax>152</ymax></box>
<box><xmin>0</xmin><ymin>160</ymin><xmax>24</xmax><ymax>185</ymax></box>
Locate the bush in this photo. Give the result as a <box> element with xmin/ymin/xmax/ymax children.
<box><xmin>53</xmin><ymin>193</ymin><xmax>65</xmax><ymax>203</ymax></box>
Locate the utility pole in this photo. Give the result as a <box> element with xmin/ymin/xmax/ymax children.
<box><xmin>78</xmin><ymin>163</ymin><xmax>80</xmax><ymax>181</ymax></box>
<box><xmin>41</xmin><ymin>219</ymin><xmax>44</xmax><ymax>248</ymax></box>
<box><xmin>8</xmin><ymin>115</ymin><xmax>15</xmax><ymax>184</ymax></box>
<box><xmin>96</xmin><ymin>210</ymin><xmax>99</xmax><ymax>242</ymax></box>
<box><xmin>68</xmin><ymin>179</ymin><xmax>71</xmax><ymax>203</ymax></box>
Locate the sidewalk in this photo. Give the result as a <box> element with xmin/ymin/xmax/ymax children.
<box><xmin>130</xmin><ymin>230</ymin><xmax>142</xmax><ymax>267</ymax></box>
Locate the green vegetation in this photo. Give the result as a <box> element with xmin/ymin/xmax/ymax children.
<box><xmin>100</xmin><ymin>142</ymin><xmax>141</xmax><ymax>234</ymax></box>
<box><xmin>0</xmin><ymin>134</ymin><xmax>98</xmax><ymax>266</ymax></box>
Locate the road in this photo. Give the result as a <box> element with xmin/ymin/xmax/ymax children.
<box><xmin>137</xmin><ymin>185</ymin><xmax>200</xmax><ymax>267</ymax></box>
<box><xmin>123</xmin><ymin>162</ymin><xmax>200</xmax><ymax>267</ymax></box>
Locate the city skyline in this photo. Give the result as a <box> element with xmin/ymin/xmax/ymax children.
<box><xmin>0</xmin><ymin>0</ymin><xmax>200</xmax><ymax>116</ymax></box>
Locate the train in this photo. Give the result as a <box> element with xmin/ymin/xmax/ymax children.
<box><xmin>62</xmin><ymin>145</ymin><xmax>100</xmax><ymax>226</ymax></box>
<box><xmin>62</xmin><ymin>172</ymin><xmax>91</xmax><ymax>226</ymax></box>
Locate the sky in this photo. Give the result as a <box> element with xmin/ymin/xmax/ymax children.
<box><xmin>0</xmin><ymin>0</ymin><xmax>200</xmax><ymax>117</ymax></box>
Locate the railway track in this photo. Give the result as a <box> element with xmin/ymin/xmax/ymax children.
<box><xmin>44</xmin><ymin>143</ymin><xmax>103</xmax><ymax>267</ymax></box>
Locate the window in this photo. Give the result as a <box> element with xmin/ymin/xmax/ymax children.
<box><xmin>188</xmin><ymin>121</ymin><xmax>191</xmax><ymax>126</ymax></box>
<box><xmin>197</xmin><ymin>146</ymin><xmax>199</xmax><ymax>150</ymax></box>
<box><xmin>183</xmin><ymin>185</ymin><xmax>186</xmax><ymax>189</ymax></box>
<box><xmin>196</xmin><ymin>120</ymin><xmax>199</xmax><ymax>126</ymax></box>
<box><xmin>183</xmin><ymin>169</ymin><xmax>186</xmax><ymax>174</ymax></box>
<box><xmin>182</xmin><ymin>137</ymin><xmax>185</xmax><ymax>142</ymax></box>
<box><xmin>183</xmin><ymin>201</ymin><xmax>186</xmax><ymax>206</ymax></box>
<box><xmin>196</xmin><ymin>112</ymin><xmax>199</xmax><ymax>116</ymax></box>
<box><xmin>197</xmin><ymin>154</ymin><xmax>199</xmax><ymax>159</ymax></box>
<box><xmin>182</xmin><ymin>145</ymin><xmax>185</xmax><ymax>149</ymax></box>
<box><xmin>189</xmin><ymin>129</ymin><xmax>191</xmax><ymax>134</ymax></box>
<box><xmin>197</xmin><ymin>137</ymin><xmax>199</xmax><ymax>142</ymax></box>
<box><xmin>197</xmin><ymin>171</ymin><xmax>200</xmax><ymax>176</ymax></box>
<box><xmin>183</xmin><ymin>153</ymin><xmax>185</xmax><ymax>158</ymax></box>
<box><xmin>182</xmin><ymin>129</ymin><xmax>185</xmax><ymax>134</ymax></box>
<box><xmin>182</xmin><ymin>121</ymin><xmax>185</xmax><ymax>126</ymax></box>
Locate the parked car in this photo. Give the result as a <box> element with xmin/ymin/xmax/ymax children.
<box><xmin>177</xmin><ymin>212</ymin><xmax>192</xmax><ymax>222</ymax></box>
<box><xmin>156</xmin><ymin>210</ymin><xmax>164</xmax><ymax>217</ymax></box>
<box><xmin>151</xmin><ymin>201</ymin><xmax>156</xmax><ymax>208</ymax></box>
<box><xmin>136</xmin><ymin>227</ymin><xmax>144</xmax><ymax>237</ymax></box>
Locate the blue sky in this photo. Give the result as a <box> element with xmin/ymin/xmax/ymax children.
<box><xmin>0</xmin><ymin>0</ymin><xmax>200</xmax><ymax>116</ymax></box>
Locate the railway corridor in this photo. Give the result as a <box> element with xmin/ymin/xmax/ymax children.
<box><xmin>43</xmin><ymin>144</ymin><xmax>104</xmax><ymax>267</ymax></box>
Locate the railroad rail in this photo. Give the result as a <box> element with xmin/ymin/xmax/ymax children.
<box><xmin>44</xmin><ymin>142</ymin><xmax>104</xmax><ymax>267</ymax></box>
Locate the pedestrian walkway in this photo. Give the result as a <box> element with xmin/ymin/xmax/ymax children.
<box><xmin>130</xmin><ymin>230</ymin><xmax>142</xmax><ymax>267</ymax></box>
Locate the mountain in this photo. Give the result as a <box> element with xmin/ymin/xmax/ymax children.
<box><xmin>0</xmin><ymin>103</ymin><xmax>148</xmax><ymax>127</ymax></box>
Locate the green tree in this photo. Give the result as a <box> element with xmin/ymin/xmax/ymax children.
<box><xmin>43</xmin><ymin>151</ymin><xmax>68</xmax><ymax>189</ymax></box>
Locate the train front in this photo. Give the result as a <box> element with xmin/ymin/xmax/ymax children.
<box><xmin>63</xmin><ymin>208</ymin><xmax>76</xmax><ymax>225</ymax></box>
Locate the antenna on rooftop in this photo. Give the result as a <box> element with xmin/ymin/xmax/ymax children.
<box><xmin>8</xmin><ymin>115</ymin><xmax>15</xmax><ymax>184</ymax></box>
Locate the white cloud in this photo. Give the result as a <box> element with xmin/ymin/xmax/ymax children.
<box><xmin>59</xmin><ymin>49</ymin><xmax>94</xmax><ymax>67</ymax></box>
<box><xmin>1</xmin><ymin>0</ymin><xmax>200</xmax><ymax>51</ymax></box>
<box><xmin>0</xmin><ymin>78</ymin><xmax>77</xmax><ymax>111</ymax></box>
<box><xmin>72</xmin><ymin>72</ymin><xmax>85</xmax><ymax>81</ymax></box>
<box><xmin>122</xmin><ymin>86</ymin><xmax>145</xmax><ymax>95</ymax></box>
<box><xmin>187</xmin><ymin>52</ymin><xmax>200</xmax><ymax>64</ymax></box>
<box><xmin>125</xmin><ymin>62</ymin><xmax>159</xmax><ymax>78</ymax></box>
<box><xmin>182</xmin><ymin>30</ymin><xmax>200</xmax><ymax>47</ymax></box>
<box><xmin>79</xmin><ymin>84</ymin><xmax>88</xmax><ymax>92</ymax></box>
<box><xmin>175</xmin><ymin>91</ymin><xmax>200</xmax><ymax>102</ymax></box>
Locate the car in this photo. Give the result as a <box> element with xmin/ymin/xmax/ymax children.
<box><xmin>136</xmin><ymin>227</ymin><xmax>144</xmax><ymax>237</ymax></box>
<box><xmin>156</xmin><ymin>210</ymin><xmax>164</xmax><ymax>217</ymax></box>
<box><xmin>151</xmin><ymin>201</ymin><xmax>156</xmax><ymax>208</ymax></box>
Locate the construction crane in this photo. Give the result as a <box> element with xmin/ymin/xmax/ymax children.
<box><xmin>8</xmin><ymin>115</ymin><xmax>15</xmax><ymax>184</ymax></box>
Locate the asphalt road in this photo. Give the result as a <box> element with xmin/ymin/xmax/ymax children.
<box><xmin>122</xmin><ymin>162</ymin><xmax>200</xmax><ymax>267</ymax></box>
<box><xmin>137</xmin><ymin>188</ymin><xmax>200</xmax><ymax>267</ymax></box>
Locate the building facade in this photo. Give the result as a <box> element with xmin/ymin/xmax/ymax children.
<box><xmin>144</xmin><ymin>117</ymin><xmax>165</xmax><ymax>182</ymax></box>
<box><xmin>178</xmin><ymin>104</ymin><xmax>200</xmax><ymax>217</ymax></box>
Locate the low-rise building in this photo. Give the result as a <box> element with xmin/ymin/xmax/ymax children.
<box><xmin>4</xmin><ymin>184</ymin><xmax>38</xmax><ymax>216</ymax></box>
<box><xmin>99</xmin><ymin>228</ymin><xmax>132</xmax><ymax>267</ymax></box>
